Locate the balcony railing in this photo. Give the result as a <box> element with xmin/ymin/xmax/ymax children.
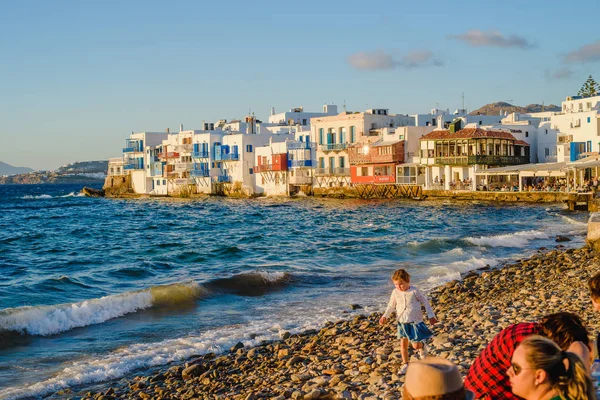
<box><xmin>158</xmin><ymin>152</ymin><xmax>180</xmax><ymax>159</ymax></box>
<box><xmin>289</xmin><ymin>175</ymin><xmax>313</xmax><ymax>185</ymax></box>
<box><xmin>217</xmin><ymin>176</ymin><xmax>232</xmax><ymax>183</ymax></box>
<box><xmin>319</xmin><ymin>143</ymin><xmax>348</xmax><ymax>152</ymax></box>
<box><xmin>254</xmin><ymin>164</ymin><xmax>273</xmax><ymax>173</ymax></box>
<box><xmin>174</xmin><ymin>178</ymin><xmax>193</xmax><ymax>185</ymax></box>
<box><xmin>288</xmin><ymin>141</ymin><xmax>316</xmax><ymax>150</ymax></box>
<box><xmin>174</xmin><ymin>162</ymin><xmax>194</xmax><ymax>172</ymax></box>
<box><xmin>176</xmin><ymin>144</ymin><xmax>193</xmax><ymax>152</ymax></box>
<box><xmin>433</xmin><ymin>155</ymin><xmax>530</xmax><ymax>166</ymax></box>
<box><xmin>190</xmin><ymin>169</ymin><xmax>210</xmax><ymax>177</ymax></box>
<box><xmin>192</xmin><ymin>151</ymin><xmax>210</xmax><ymax>158</ymax></box>
<box><xmin>288</xmin><ymin>160</ymin><xmax>313</xmax><ymax>168</ymax></box>
<box><xmin>122</xmin><ymin>147</ymin><xmax>135</xmax><ymax>153</ymax></box>
<box><xmin>123</xmin><ymin>164</ymin><xmax>143</xmax><ymax>170</ymax></box>
<box><xmin>315</xmin><ymin>167</ymin><xmax>350</xmax><ymax>176</ymax></box>
<box><xmin>214</xmin><ymin>153</ymin><xmax>239</xmax><ymax>161</ymax></box>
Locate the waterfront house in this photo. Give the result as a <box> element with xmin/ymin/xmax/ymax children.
<box><xmin>310</xmin><ymin>109</ymin><xmax>413</xmax><ymax>190</ymax></box>
<box><xmin>122</xmin><ymin>131</ymin><xmax>168</xmax><ymax>194</ymax></box>
<box><xmin>419</xmin><ymin>120</ymin><xmax>530</xmax><ymax>190</ymax></box>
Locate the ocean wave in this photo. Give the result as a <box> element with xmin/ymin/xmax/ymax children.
<box><xmin>21</xmin><ymin>194</ymin><xmax>53</xmax><ymax>199</ymax></box>
<box><xmin>464</xmin><ymin>230</ymin><xmax>549</xmax><ymax>248</ymax></box>
<box><xmin>559</xmin><ymin>215</ymin><xmax>588</xmax><ymax>227</ymax></box>
<box><xmin>0</xmin><ymin>272</ymin><xmax>293</xmax><ymax>337</ymax></box>
<box><xmin>422</xmin><ymin>257</ymin><xmax>497</xmax><ymax>290</ymax></box>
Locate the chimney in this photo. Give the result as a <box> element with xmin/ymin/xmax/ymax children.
<box><xmin>166</xmin><ymin>128</ymin><xmax>170</xmax><ymax>134</ymax></box>
<box><xmin>271</xmin><ymin>107</ymin><xmax>275</xmax><ymax>116</ymax></box>
<box><xmin>180</xmin><ymin>124</ymin><xmax>184</xmax><ymax>132</ymax></box>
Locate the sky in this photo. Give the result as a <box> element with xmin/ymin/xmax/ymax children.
<box><xmin>1</xmin><ymin>0</ymin><xmax>599</xmax><ymax>170</ymax></box>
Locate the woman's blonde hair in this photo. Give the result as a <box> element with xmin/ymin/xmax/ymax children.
<box><xmin>519</xmin><ymin>335</ymin><xmax>593</xmax><ymax>400</ymax></box>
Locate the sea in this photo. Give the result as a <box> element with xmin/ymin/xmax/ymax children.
<box><xmin>0</xmin><ymin>183</ymin><xmax>590</xmax><ymax>399</ymax></box>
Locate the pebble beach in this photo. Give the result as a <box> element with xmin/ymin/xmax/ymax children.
<box><xmin>75</xmin><ymin>244</ymin><xmax>600</xmax><ymax>400</ymax></box>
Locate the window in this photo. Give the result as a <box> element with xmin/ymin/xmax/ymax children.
<box><xmin>588</xmin><ymin>117</ymin><xmax>592</xmax><ymax>123</ymax></box>
<box><xmin>246</xmin><ymin>145</ymin><xmax>253</xmax><ymax>152</ymax></box>
<box><xmin>302</xmin><ymin>119</ymin><xmax>307</xmax><ymax>125</ymax></box>
<box><xmin>350</xmin><ymin>126</ymin><xmax>356</xmax><ymax>143</ymax></box>
<box><xmin>249</xmin><ymin>168</ymin><xmax>253</xmax><ymax>174</ymax></box>
<box><xmin>545</xmin><ymin>148</ymin><xmax>550</xmax><ymax>156</ymax></box>
<box><xmin>545</xmin><ymin>130</ymin><xmax>548</xmax><ymax>134</ymax></box>
<box><xmin>319</xmin><ymin>128</ymin><xmax>324</xmax><ymax>144</ymax></box>
<box><xmin>162</xmin><ymin>180</ymin><xmax>166</xmax><ymax>185</ymax></box>
<box><xmin>339</xmin><ymin>127</ymin><xmax>346</xmax><ymax>143</ymax></box>
<box><xmin>361</xmin><ymin>167</ymin><xmax>368</xmax><ymax>176</ymax></box>
<box><xmin>525</xmin><ymin>132</ymin><xmax>529</xmax><ymax>137</ymax></box>
<box><xmin>339</xmin><ymin>157</ymin><xmax>345</xmax><ymax>168</ymax></box>
<box><xmin>319</xmin><ymin>157</ymin><xmax>324</xmax><ymax>168</ymax></box>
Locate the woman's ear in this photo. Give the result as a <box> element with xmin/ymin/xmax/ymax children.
<box><xmin>535</xmin><ymin>369</ymin><xmax>548</xmax><ymax>386</ymax></box>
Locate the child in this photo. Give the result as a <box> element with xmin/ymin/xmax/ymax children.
<box><xmin>379</xmin><ymin>268</ymin><xmax>437</xmax><ymax>375</ymax></box>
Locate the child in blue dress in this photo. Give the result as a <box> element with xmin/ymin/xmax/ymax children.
<box><xmin>379</xmin><ymin>268</ymin><xmax>438</xmax><ymax>375</ymax></box>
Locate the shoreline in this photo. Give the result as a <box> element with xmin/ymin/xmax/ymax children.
<box><xmin>73</xmin><ymin>243</ymin><xmax>600</xmax><ymax>400</ymax></box>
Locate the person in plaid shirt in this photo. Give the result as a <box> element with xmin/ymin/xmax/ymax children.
<box><xmin>464</xmin><ymin>312</ymin><xmax>590</xmax><ymax>400</ymax></box>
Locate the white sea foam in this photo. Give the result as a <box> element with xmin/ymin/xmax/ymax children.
<box><xmin>0</xmin><ymin>304</ymin><xmax>354</xmax><ymax>399</ymax></box>
<box><xmin>559</xmin><ymin>215</ymin><xmax>587</xmax><ymax>228</ymax></box>
<box><xmin>255</xmin><ymin>270</ymin><xmax>288</xmax><ymax>283</ymax></box>
<box><xmin>422</xmin><ymin>257</ymin><xmax>497</xmax><ymax>290</ymax></box>
<box><xmin>465</xmin><ymin>230</ymin><xmax>549</xmax><ymax>248</ymax></box>
<box><xmin>0</xmin><ymin>292</ymin><xmax>153</xmax><ymax>336</ymax></box>
<box><xmin>60</xmin><ymin>191</ymin><xmax>86</xmax><ymax>198</ymax></box>
<box><xmin>442</xmin><ymin>247</ymin><xmax>464</xmax><ymax>256</ymax></box>
<box><xmin>21</xmin><ymin>194</ymin><xmax>52</xmax><ymax>199</ymax></box>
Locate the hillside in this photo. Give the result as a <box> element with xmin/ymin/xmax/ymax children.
<box><xmin>0</xmin><ymin>161</ymin><xmax>34</xmax><ymax>176</ymax></box>
<box><xmin>0</xmin><ymin>160</ymin><xmax>107</xmax><ymax>185</ymax></box>
<box><xmin>470</xmin><ymin>102</ymin><xmax>561</xmax><ymax>115</ymax></box>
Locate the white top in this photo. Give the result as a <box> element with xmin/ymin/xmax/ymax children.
<box><xmin>383</xmin><ymin>286</ymin><xmax>436</xmax><ymax>323</ymax></box>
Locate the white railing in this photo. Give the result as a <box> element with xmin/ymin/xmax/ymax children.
<box><xmin>289</xmin><ymin>175</ymin><xmax>313</xmax><ymax>185</ymax></box>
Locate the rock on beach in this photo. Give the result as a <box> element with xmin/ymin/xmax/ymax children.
<box><xmin>80</xmin><ymin>246</ymin><xmax>600</xmax><ymax>399</ymax></box>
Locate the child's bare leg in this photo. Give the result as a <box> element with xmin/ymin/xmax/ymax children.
<box><xmin>412</xmin><ymin>342</ymin><xmax>423</xmax><ymax>350</ymax></box>
<box><xmin>400</xmin><ymin>338</ymin><xmax>409</xmax><ymax>363</ymax></box>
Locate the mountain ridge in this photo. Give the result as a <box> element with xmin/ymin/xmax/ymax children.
<box><xmin>0</xmin><ymin>161</ymin><xmax>34</xmax><ymax>176</ymax></box>
<box><xmin>470</xmin><ymin>102</ymin><xmax>561</xmax><ymax>116</ymax></box>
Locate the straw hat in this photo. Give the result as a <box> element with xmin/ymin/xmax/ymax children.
<box><xmin>403</xmin><ymin>357</ymin><xmax>474</xmax><ymax>400</ymax></box>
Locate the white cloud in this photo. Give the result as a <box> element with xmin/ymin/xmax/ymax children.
<box><xmin>449</xmin><ymin>30</ymin><xmax>534</xmax><ymax>49</ymax></box>
<box><xmin>564</xmin><ymin>40</ymin><xmax>600</xmax><ymax>63</ymax></box>
<box><xmin>347</xmin><ymin>50</ymin><xmax>443</xmax><ymax>71</ymax></box>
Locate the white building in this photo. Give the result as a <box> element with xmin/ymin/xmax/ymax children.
<box><xmin>310</xmin><ymin>108</ymin><xmax>413</xmax><ymax>189</ymax></box>
<box><xmin>268</xmin><ymin>104</ymin><xmax>339</xmax><ymax>126</ymax></box>
<box><xmin>413</xmin><ymin>108</ymin><xmax>504</xmax><ymax>128</ymax></box>
<box><xmin>122</xmin><ymin>131</ymin><xmax>169</xmax><ymax>194</ymax></box>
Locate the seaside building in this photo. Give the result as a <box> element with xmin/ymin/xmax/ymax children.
<box><xmin>310</xmin><ymin>109</ymin><xmax>414</xmax><ymax>190</ymax></box>
<box><xmin>268</xmin><ymin>105</ymin><xmax>339</xmax><ymax>126</ymax></box>
<box><xmin>419</xmin><ymin>120</ymin><xmax>530</xmax><ymax>190</ymax></box>
<box><xmin>122</xmin><ymin>131</ymin><xmax>169</xmax><ymax>194</ymax></box>
<box><xmin>413</xmin><ymin>108</ymin><xmax>504</xmax><ymax>128</ymax></box>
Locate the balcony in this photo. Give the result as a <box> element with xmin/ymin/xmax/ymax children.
<box><xmin>214</xmin><ymin>153</ymin><xmax>239</xmax><ymax>161</ymax></box>
<box><xmin>174</xmin><ymin>162</ymin><xmax>194</xmax><ymax>172</ymax></box>
<box><xmin>176</xmin><ymin>144</ymin><xmax>193</xmax><ymax>152</ymax></box>
<box><xmin>217</xmin><ymin>176</ymin><xmax>232</xmax><ymax>183</ymax></box>
<box><xmin>289</xmin><ymin>175</ymin><xmax>313</xmax><ymax>185</ymax></box>
<box><xmin>433</xmin><ymin>155</ymin><xmax>530</xmax><ymax>166</ymax></box>
<box><xmin>192</xmin><ymin>151</ymin><xmax>210</xmax><ymax>158</ymax></box>
<box><xmin>288</xmin><ymin>160</ymin><xmax>313</xmax><ymax>168</ymax></box>
<box><xmin>123</xmin><ymin>163</ymin><xmax>143</xmax><ymax>171</ymax></box>
<box><xmin>288</xmin><ymin>141</ymin><xmax>316</xmax><ymax>150</ymax></box>
<box><xmin>315</xmin><ymin>167</ymin><xmax>351</xmax><ymax>176</ymax></box>
<box><xmin>254</xmin><ymin>164</ymin><xmax>273</xmax><ymax>173</ymax></box>
<box><xmin>190</xmin><ymin>169</ymin><xmax>210</xmax><ymax>177</ymax></box>
<box><xmin>122</xmin><ymin>147</ymin><xmax>135</xmax><ymax>153</ymax></box>
<box><xmin>158</xmin><ymin>152</ymin><xmax>180</xmax><ymax>160</ymax></box>
<box><xmin>319</xmin><ymin>143</ymin><xmax>348</xmax><ymax>152</ymax></box>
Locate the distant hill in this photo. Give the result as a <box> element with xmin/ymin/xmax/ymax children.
<box><xmin>0</xmin><ymin>161</ymin><xmax>34</xmax><ymax>176</ymax></box>
<box><xmin>470</xmin><ymin>102</ymin><xmax>561</xmax><ymax>116</ymax></box>
<box><xmin>0</xmin><ymin>160</ymin><xmax>108</xmax><ymax>185</ymax></box>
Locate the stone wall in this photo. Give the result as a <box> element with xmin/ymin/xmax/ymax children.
<box><xmin>103</xmin><ymin>175</ymin><xmax>132</xmax><ymax>196</ymax></box>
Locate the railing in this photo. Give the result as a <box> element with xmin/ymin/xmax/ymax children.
<box><xmin>192</xmin><ymin>151</ymin><xmax>210</xmax><ymax>158</ymax></box>
<box><xmin>158</xmin><ymin>152</ymin><xmax>180</xmax><ymax>159</ymax></box>
<box><xmin>288</xmin><ymin>160</ymin><xmax>313</xmax><ymax>168</ymax></box>
<box><xmin>396</xmin><ymin>176</ymin><xmax>418</xmax><ymax>184</ymax></box>
<box><xmin>314</xmin><ymin>167</ymin><xmax>351</xmax><ymax>176</ymax></box>
<box><xmin>174</xmin><ymin>178</ymin><xmax>193</xmax><ymax>185</ymax></box>
<box><xmin>122</xmin><ymin>147</ymin><xmax>135</xmax><ymax>153</ymax></box>
<box><xmin>176</xmin><ymin>144</ymin><xmax>193</xmax><ymax>152</ymax></box>
<box><xmin>433</xmin><ymin>155</ymin><xmax>529</xmax><ymax>165</ymax></box>
<box><xmin>289</xmin><ymin>175</ymin><xmax>313</xmax><ymax>185</ymax></box>
<box><xmin>545</xmin><ymin>156</ymin><xmax>558</xmax><ymax>163</ymax></box>
<box><xmin>108</xmin><ymin>157</ymin><xmax>124</xmax><ymax>164</ymax></box>
<box><xmin>254</xmin><ymin>164</ymin><xmax>273</xmax><ymax>173</ymax></box>
<box><xmin>190</xmin><ymin>169</ymin><xmax>210</xmax><ymax>177</ymax></box>
<box><xmin>288</xmin><ymin>142</ymin><xmax>316</xmax><ymax>150</ymax></box>
<box><xmin>214</xmin><ymin>153</ymin><xmax>239</xmax><ymax>161</ymax></box>
<box><xmin>217</xmin><ymin>176</ymin><xmax>232</xmax><ymax>183</ymax></box>
<box><xmin>123</xmin><ymin>164</ymin><xmax>143</xmax><ymax>170</ymax></box>
<box><xmin>319</xmin><ymin>143</ymin><xmax>348</xmax><ymax>151</ymax></box>
<box><xmin>174</xmin><ymin>163</ymin><xmax>194</xmax><ymax>172</ymax></box>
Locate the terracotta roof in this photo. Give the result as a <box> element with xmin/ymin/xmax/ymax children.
<box><xmin>420</xmin><ymin>128</ymin><xmax>518</xmax><ymax>141</ymax></box>
<box><xmin>514</xmin><ymin>140</ymin><xmax>530</xmax><ymax>146</ymax></box>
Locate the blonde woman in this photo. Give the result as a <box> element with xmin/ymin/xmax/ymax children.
<box><xmin>507</xmin><ymin>335</ymin><xmax>594</xmax><ymax>400</ymax></box>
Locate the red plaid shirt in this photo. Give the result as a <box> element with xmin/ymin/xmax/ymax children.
<box><xmin>464</xmin><ymin>322</ymin><xmax>540</xmax><ymax>400</ymax></box>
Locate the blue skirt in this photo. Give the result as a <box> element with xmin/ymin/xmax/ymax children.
<box><xmin>397</xmin><ymin>321</ymin><xmax>433</xmax><ymax>342</ymax></box>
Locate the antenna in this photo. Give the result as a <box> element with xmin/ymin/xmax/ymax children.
<box><xmin>461</xmin><ymin>92</ymin><xmax>465</xmax><ymax>111</ymax></box>
<box><xmin>343</xmin><ymin>100</ymin><xmax>347</xmax><ymax>112</ymax></box>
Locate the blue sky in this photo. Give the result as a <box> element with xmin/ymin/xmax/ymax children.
<box><xmin>1</xmin><ymin>0</ymin><xmax>599</xmax><ymax>170</ymax></box>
